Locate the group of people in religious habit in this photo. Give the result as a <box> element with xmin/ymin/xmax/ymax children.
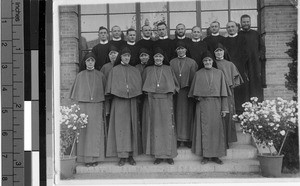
<box><xmin>69</xmin><ymin>14</ymin><xmax>266</xmax><ymax>167</ymax></box>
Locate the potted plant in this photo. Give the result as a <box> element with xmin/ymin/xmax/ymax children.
<box><xmin>60</xmin><ymin>104</ymin><xmax>88</xmax><ymax>179</ymax></box>
<box><xmin>233</xmin><ymin>97</ymin><xmax>298</xmax><ymax>177</ymax></box>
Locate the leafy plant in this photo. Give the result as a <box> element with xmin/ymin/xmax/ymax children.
<box><xmin>233</xmin><ymin>97</ymin><xmax>298</xmax><ymax>155</ymax></box>
<box><xmin>285</xmin><ymin>31</ymin><xmax>297</xmax><ymax>99</ymax></box>
<box><xmin>60</xmin><ymin>104</ymin><xmax>88</xmax><ymax>157</ymax></box>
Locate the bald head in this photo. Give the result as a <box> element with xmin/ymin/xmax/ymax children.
<box><xmin>226</xmin><ymin>21</ymin><xmax>238</xmax><ymax>35</ymax></box>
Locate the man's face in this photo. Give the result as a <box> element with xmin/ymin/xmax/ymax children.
<box><xmin>142</xmin><ymin>26</ymin><xmax>152</xmax><ymax>38</ymax></box>
<box><xmin>226</xmin><ymin>22</ymin><xmax>238</xmax><ymax>35</ymax></box>
<box><xmin>157</xmin><ymin>24</ymin><xmax>167</xmax><ymax>37</ymax></box>
<box><xmin>210</xmin><ymin>22</ymin><xmax>220</xmax><ymax>34</ymax></box>
<box><xmin>111</xmin><ymin>26</ymin><xmax>121</xmax><ymax>39</ymax></box>
<box><xmin>98</xmin><ymin>29</ymin><xmax>108</xmax><ymax>41</ymax></box>
<box><xmin>191</xmin><ymin>27</ymin><xmax>201</xmax><ymax>39</ymax></box>
<box><xmin>176</xmin><ymin>24</ymin><xmax>186</xmax><ymax>37</ymax></box>
<box><xmin>127</xmin><ymin>31</ymin><xmax>136</xmax><ymax>43</ymax></box>
<box><xmin>241</xmin><ymin>17</ymin><xmax>251</xmax><ymax>31</ymax></box>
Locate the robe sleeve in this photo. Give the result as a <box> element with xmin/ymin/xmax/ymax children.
<box><xmin>189</xmin><ymin>60</ymin><xmax>198</xmax><ymax>84</ymax></box>
<box><xmin>105</xmin><ymin>69</ymin><xmax>113</xmax><ymax>95</ymax></box>
<box><xmin>188</xmin><ymin>72</ymin><xmax>197</xmax><ymax>99</ymax></box>
<box><xmin>171</xmin><ymin>68</ymin><xmax>180</xmax><ymax>93</ymax></box>
<box><xmin>259</xmin><ymin>34</ymin><xmax>266</xmax><ymax>61</ymax></box>
<box><xmin>231</xmin><ymin>64</ymin><xmax>244</xmax><ymax>88</ymax></box>
<box><xmin>220</xmin><ymin>72</ymin><xmax>229</xmax><ymax>112</ymax></box>
<box><xmin>69</xmin><ymin>75</ymin><xmax>79</xmax><ymax>100</ymax></box>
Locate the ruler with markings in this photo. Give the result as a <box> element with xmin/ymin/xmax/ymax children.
<box><xmin>1</xmin><ymin>0</ymin><xmax>25</xmax><ymax>185</ymax></box>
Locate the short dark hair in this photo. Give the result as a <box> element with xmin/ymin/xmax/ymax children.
<box><xmin>176</xmin><ymin>23</ymin><xmax>185</xmax><ymax>28</ymax></box>
<box><xmin>211</xmin><ymin>21</ymin><xmax>220</xmax><ymax>26</ymax></box>
<box><xmin>111</xmin><ymin>25</ymin><xmax>120</xmax><ymax>31</ymax></box>
<box><xmin>126</xmin><ymin>28</ymin><xmax>136</xmax><ymax>35</ymax></box>
<box><xmin>98</xmin><ymin>26</ymin><xmax>108</xmax><ymax>32</ymax></box>
<box><xmin>157</xmin><ymin>22</ymin><xmax>167</xmax><ymax>28</ymax></box>
<box><xmin>142</xmin><ymin>25</ymin><xmax>151</xmax><ymax>30</ymax></box>
<box><xmin>240</xmin><ymin>14</ymin><xmax>251</xmax><ymax>22</ymax></box>
<box><xmin>191</xmin><ymin>26</ymin><xmax>201</xmax><ymax>32</ymax></box>
<box><xmin>227</xmin><ymin>21</ymin><xmax>238</xmax><ymax>27</ymax></box>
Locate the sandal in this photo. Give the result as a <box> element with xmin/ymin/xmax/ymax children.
<box><xmin>201</xmin><ymin>157</ymin><xmax>209</xmax><ymax>164</ymax></box>
<box><xmin>118</xmin><ymin>158</ymin><xmax>126</xmax><ymax>166</ymax></box>
<box><xmin>211</xmin><ymin>157</ymin><xmax>223</xmax><ymax>165</ymax></box>
<box><xmin>128</xmin><ymin>156</ymin><xmax>136</xmax><ymax>166</ymax></box>
<box><xmin>153</xmin><ymin>158</ymin><xmax>162</xmax><ymax>165</ymax></box>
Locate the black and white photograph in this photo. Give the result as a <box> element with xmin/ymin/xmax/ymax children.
<box><xmin>49</xmin><ymin>0</ymin><xmax>299</xmax><ymax>185</ymax></box>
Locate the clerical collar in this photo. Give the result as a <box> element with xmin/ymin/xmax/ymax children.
<box><xmin>192</xmin><ymin>38</ymin><xmax>200</xmax><ymax>42</ymax></box>
<box><xmin>127</xmin><ymin>41</ymin><xmax>135</xmax><ymax>45</ymax></box>
<box><xmin>216</xmin><ymin>57</ymin><xmax>224</xmax><ymax>60</ymax></box>
<box><xmin>112</xmin><ymin>37</ymin><xmax>122</xmax><ymax>41</ymax></box>
<box><xmin>178</xmin><ymin>55</ymin><xmax>186</xmax><ymax>59</ymax></box>
<box><xmin>86</xmin><ymin>67</ymin><xmax>95</xmax><ymax>70</ymax></box>
<box><xmin>228</xmin><ymin>33</ymin><xmax>238</xmax><ymax>37</ymax></box>
<box><xmin>142</xmin><ymin>36</ymin><xmax>151</xmax><ymax>40</ymax></box>
<box><xmin>100</xmin><ymin>40</ymin><xmax>108</xmax><ymax>44</ymax></box>
<box><xmin>121</xmin><ymin>61</ymin><xmax>129</xmax><ymax>66</ymax></box>
<box><xmin>159</xmin><ymin>36</ymin><xmax>168</xmax><ymax>40</ymax></box>
<box><xmin>177</xmin><ymin>35</ymin><xmax>185</xmax><ymax>39</ymax></box>
<box><xmin>211</xmin><ymin>33</ymin><xmax>220</xmax><ymax>36</ymax></box>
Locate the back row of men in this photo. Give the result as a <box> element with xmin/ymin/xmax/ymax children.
<box><xmin>81</xmin><ymin>14</ymin><xmax>266</xmax><ymax>114</ymax></box>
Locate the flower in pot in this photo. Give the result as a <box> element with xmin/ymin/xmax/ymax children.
<box><xmin>233</xmin><ymin>97</ymin><xmax>298</xmax><ymax>177</ymax></box>
<box><xmin>60</xmin><ymin>104</ymin><xmax>88</xmax><ymax>179</ymax></box>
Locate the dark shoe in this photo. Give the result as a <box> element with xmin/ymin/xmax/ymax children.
<box><xmin>128</xmin><ymin>156</ymin><xmax>136</xmax><ymax>166</ymax></box>
<box><xmin>92</xmin><ymin>162</ymin><xmax>98</xmax><ymax>167</ymax></box>
<box><xmin>85</xmin><ymin>163</ymin><xmax>92</xmax><ymax>167</ymax></box>
<box><xmin>185</xmin><ymin>141</ymin><xmax>192</xmax><ymax>148</ymax></box>
<box><xmin>201</xmin><ymin>157</ymin><xmax>209</xmax><ymax>164</ymax></box>
<box><xmin>211</xmin><ymin>157</ymin><xmax>223</xmax><ymax>165</ymax></box>
<box><xmin>153</xmin><ymin>158</ymin><xmax>162</xmax><ymax>165</ymax></box>
<box><xmin>166</xmin><ymin>158</ymin><xmax>174</xmax><ymax>165</ymax></box>
<box><xmin>118</xmin><ymin>158</ymin><xmax>126</xmax><ymax>166</ymax></box>
<box><xmin>177</xmin><ymin>141</ymin><xmax>181</xmax><ymax>148</ymax></box>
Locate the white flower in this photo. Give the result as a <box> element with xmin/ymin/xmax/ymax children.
<box><xmin>280</xmin><ymin>130</ymin><xmax>286</xmax><ymax>136</ymax></box>
<box><xmin>250</xmin><ymin>97</ymin><xmax>258</xmax><ymax>102</ymax></box>
<box><xmin>268</xmin><ymin>122</ymin><xmax>275</xmax><ymax>126</ymax></box>
<box><xmin>290</xmin><ymin>117</ymin><xmax>296</xmax><ymax>123</ymax></box>
<box><xmin>258</xmin><ymin>125</ymin><xmax>263</xmax><ymax>128</ymax></box>
<box><xmin>73</xmin><ymin>126</ymin><xmax>77</xmax><ymax>130</ymax></box>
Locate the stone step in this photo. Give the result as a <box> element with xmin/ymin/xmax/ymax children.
<box><xmin>76</xmin><ymin>159</ymin><xmax>259</xmax><ymax>174</ymax></box>
<box><xmin>101</xmin><ymin>144</ymin><xmax>257</xmax><ymax>163</ymax></box>
<box><xmin>233</xmin><ymin>131</ymin><xmax>252</xmax><ymax>145</ymax></box>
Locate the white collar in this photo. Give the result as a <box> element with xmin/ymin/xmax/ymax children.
<box><xmin>142</xmin><ymin>36</ymin><xmax>151</xmax><ymax>40</ymax></box>
<box><xmin>112</xmin><ymin>37</ymin><xmax>122</xmax><ymax>41</ymax></box>
<box><xmin>216</xmin><ymin>57</ymin><xmax>224</xmax><ymax>60</ymax></box>
<box><xmin>159</xmin><ymin>36</ymin><xmax>168</xmax><ymax>40</ymax></box>
<box><xmin>99</xmin><ymin>40</ymin><xmax>108</xmax><ymax>44</ymax></box>
<box><xmin>228</xmin><ymin>33</ymin><xmax>238</xmax><ymax>37</ymax></box>
<box><xmin>178</xmin><ymin>55</ymin><xmax>186</xmax><ymax>59</ymax></box>
<box><xmin>127</xmin><ymin>41</ymin><xmax>135</xmax><ymax>45</ymax></box>
<box><xmin>211</xmin><ymin>33</ymin><xmax>220</xmax><ymax>36</ymax></box>
<box><xmin>192</xmin><ymin>38</ymin><xmax>200</xmax><ymax>42</ymax></box>
<box><xmin>177</xmin><ymin>35</ymin><xmax>186</xmax><ymax>39</ymax></box>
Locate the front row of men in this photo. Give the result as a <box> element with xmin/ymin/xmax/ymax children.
<box><xmin>70</xmin><ymin>40</ymin><xmax>243</xmax><ymax>167</ymax></box>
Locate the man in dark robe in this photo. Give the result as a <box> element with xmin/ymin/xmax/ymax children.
<box><xmin>136</xmin><ymin>25</ymin><xmax>154</xmax><ymax>52</ymax></box>
<box><xmin>188</xmin><ymin>26</ymin><xmax>208</xmax><ymax>67</ymax></box>
<box><xmin>239</xmin><ymin>14</ymin><xmax>266</xmax><ymax>102</ymax></box>
<box><xmin>86</xmin><ymin>26</ymin><xmax>110</xmax><ymax>71</ymax></box>
<box><xmin>188</xmin><ymin>51</ymin><xmax>229</xmax><ymax>165</ymax></box>
<box><xmin>203</xmin><ymin>21</ymin><xmax>225</xmax><ymax>55</ymax></box>
<box><xmin>142</xmin><ymin>47</ymin><xmax>179</xmax><ymax>165</ymax></box>
<box><xmin>108</xmin><ymin>25</ymin><xmax>126</xmax><ymax>51</ymax></box>
<box><xmin>105</xmin><ymin>47</ymin><xmax>142</xmax><ymax>166</ymax></box>
<box><xmin>170</xmin><ymin>41</ymin><xmax>198</xmax><ymax>149</ymax></box>
<box><xmin>70</xmin><ymin>52</ymin><xmax>106</xmax><ymax>167</ymax></box>
<box><xmin>123</xmin><ymin>28</ymin><xmax>139</xmax><ymax>66</ymax></box>
<box><xmin>153</xmin><ymin>22</ymin><xmax>175</xmax><ymax>62</ymax></box>
<box><xmin>172</xmin><ymin>23</ymin><xmax>192</xmax><ymax>58</ymax></box>
<box><xmin>223</xmin><ymin>21</ymin><xmax>249</xmax><ymax>114</ymax></box>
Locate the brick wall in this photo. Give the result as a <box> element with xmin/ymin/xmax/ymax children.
<box><xmin>59</xmin><ymin>6</ymin><xmax>79</xmax><ymax>106</ymax></box>
<box><xmin>260</xmin><ymin>0</ymin><xmax>297</xmax><ymax>100</ymax></box>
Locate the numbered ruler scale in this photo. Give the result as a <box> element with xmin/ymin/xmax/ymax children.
<box><xmin>2</xmin><ymin>0</ymin><xmax>25</xmax><ymax>185</ymax></box>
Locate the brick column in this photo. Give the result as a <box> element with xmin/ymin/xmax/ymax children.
<box><xmin>59</xmin><ymin>6</ymin><xmax>79</xmax><ymax>106</ymax></box>
<box><xmin>260</xmin><ymin>0</ymin><xmax>297</xmax><ymax>100</ymax></box>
